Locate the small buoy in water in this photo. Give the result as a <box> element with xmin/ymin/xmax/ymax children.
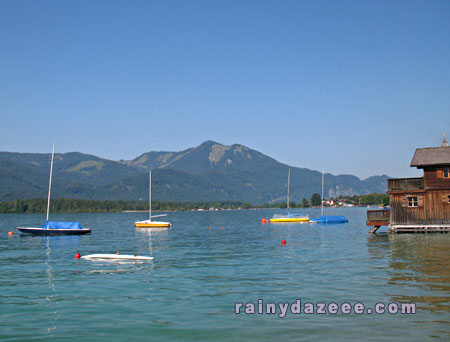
<box><xmin>75</xmin><ymin>253</ymin><xmax>81</xmax><ymax>259</ymax></box>
<box><xmin>222</xmin><ymin>226</ymin><xmax>225</xmax><ymax>230</ymax></box>
<box><xmin>208</xmin><ymin>225</ymin><xmax>211</xmax><ymax>230</ymax></box>
<box><xmin>261</xmin><ymin>218</ymin><xmax>267</xmax><ymax>223</ymax></box>
<box><xmin>281</xmin><ymin>240</ymin><xmax>286</xmax><ymax>246</ymax></box>
<box><xmin>8</xmin><ymin>231</ymin><xmax>14</xmax><ymax>236</ymax></box>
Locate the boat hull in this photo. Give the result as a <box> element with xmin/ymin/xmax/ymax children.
<box><xmin>81</xmin><ymin>254</ymin><xmax>154</xmax><ymax>260</ymax></box>
<box><xmin>269</xmin><ymin>218</ymin><xmax>310</xmax><ymax>223</ymax></box>
<box><xmin>134</xmin><ymin>221</ymin><xmax>171</xmax><ymax>228</ymax></box>
<box><xmin>17</xmin><ymin>227</ymin><xmax>91</xmax><ymax>235</ymax></box>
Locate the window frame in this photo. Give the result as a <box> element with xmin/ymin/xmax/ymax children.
<box><xmin>444</xmin><ymin>167</ymin><xmax>450</xmax><ymax>178</ymax></box>
<box><xmin>407</xmin><ymin>196</ymin><xmax>418</xmax><ymax>208</ymax></box>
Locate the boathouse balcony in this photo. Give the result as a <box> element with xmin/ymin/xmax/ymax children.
<box><xmin>366</xmin><ymin>209</ymin><xmax>390</xmax><ymax>227</ymax></box>
<box><xmin>388</xmin><ymin>177</ymin><xmax>424</xmax><ymax>192</ymax></box>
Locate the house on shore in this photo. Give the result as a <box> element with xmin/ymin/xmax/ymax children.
<box><xmin>367</xmin><ymin>135</ymin><xmax>450</xmax><ymax>233</ymax></box>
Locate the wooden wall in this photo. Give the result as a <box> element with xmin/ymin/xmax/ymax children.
<box><xmin>423</xmin><ymin>167</ymin><xmax>450</xmax><ymax>190</ymax></box>
<box><xmin>390</xmin><ymin>190</ymin><xmax>450</xmax><ymax>225</ymax></box>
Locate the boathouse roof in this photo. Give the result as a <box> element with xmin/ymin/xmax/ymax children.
<box><xmin>411</xmin><ymin>134</ymin><xmax>450</xmax><ymax>168</ymax></box>
<box><xmin>411</xmin><ymin>146</ymin><xmax>450</xmax><ymax>168</ymax></box>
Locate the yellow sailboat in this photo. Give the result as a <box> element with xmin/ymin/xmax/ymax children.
<box><xmin>134</xmin><ymin>171</ymin><xmax>172</xmax><ymax>228</ymax></box>
<box><xmin>268</xmin><ymin>168</ymin><xmax>309</xmax><ymax>223</ymax></box>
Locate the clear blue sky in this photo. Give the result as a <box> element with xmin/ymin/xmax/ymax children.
<box><xmin>1</xmin><ymin>0</ymin><xmax>449</xmax><ymax>179</ymax></box>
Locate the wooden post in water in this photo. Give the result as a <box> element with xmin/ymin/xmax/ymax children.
<box><xmin>370</xmin><ymin>226</ymin><xmax>380</xmax><ymax>234</ymax></box>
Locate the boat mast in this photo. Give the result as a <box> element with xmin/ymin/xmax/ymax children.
<box><xmin>149</xmin><ymin>171</ymin><xmax>152</xmax><ymax>221</ymax></box>
<box><xmin>321</xmin><ymin>168</ymin><xmax>324</xmax><ymax>217</ymax></box>
<box><xmin>287</xmin><ymin>167</ymin><xmax>290</xmax><ymax>210</ymax></box>
<box><xmin>46</xmin><ymin>142</ymin><xmax>55</xmax><ymax>222</ymax></box>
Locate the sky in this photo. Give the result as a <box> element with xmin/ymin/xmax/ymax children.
<box><xmin>1</xmin><ymin>0</ymin><xmax>449</xmax><ymax>179</ymax></box>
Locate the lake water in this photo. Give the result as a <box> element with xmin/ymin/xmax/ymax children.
<box><xmin>1</xmin><ymin>207</ymin><xmax>449</xmax><ymax>341</ymax></box>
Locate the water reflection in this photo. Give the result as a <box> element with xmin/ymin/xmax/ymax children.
<box><xmin>83</xmin><ymin>259</ymin><xmax>155</xmax><ymax>274</ymax></box>
<box><xmin>40</xmin><ymin>234</ymin><xmax>82</xmax><ymax>249</ymax></box>
<box><xmin>368</xmin><ymin>234</ymin><xmax>450</xmax><ymax>314</ymax></box>
<box><xmin>45</xmin><ymin>237</ymin><xmax>59</xmax><ymax>336</ymax></box>
<box><xmin>135</xmin><ymin>227</ymin><xmax>169</xmax><ymax>254</ymax></box>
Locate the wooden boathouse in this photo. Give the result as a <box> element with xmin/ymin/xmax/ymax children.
<box><xmin>367</xmin><ymin>135</ymin><xmax>450</xmax><ymax>233</ymax></box>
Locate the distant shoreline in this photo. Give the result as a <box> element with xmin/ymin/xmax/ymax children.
<box><xmin>0</xmin><ymin>195</ymin><xmax>387</xmax><ymax>214</ymax></box>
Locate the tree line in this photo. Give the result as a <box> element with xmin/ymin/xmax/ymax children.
<box><xmin>0</xmin><ymin>193</ymin><xmax>389</xmax><ymax>214</ymax></box>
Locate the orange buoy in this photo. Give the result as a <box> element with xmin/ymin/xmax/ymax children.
<box><xmin>8</xmin><ymin>231</ymin><xmax>14</xmax><ymax>236</ymax></box>
<box><xmin>221</xmin><ymin>226</ymin><xmax>225</xmax><ymax>230</ymax></box>
<box><xmin>261</xmin><ymin>218</ymin><xmax>267</xmax><ymax>223</ymax></box>
<box><xmin>75</xmin><ymin>253</ymin><xmax>81</xmax><ymax>259</ymax></box>
<box><xmin>281</xmin><ymin>240</ymin><xmax>286</xmax><ymax>246</ymax></box>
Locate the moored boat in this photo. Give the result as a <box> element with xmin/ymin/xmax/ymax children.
<box><xmin>134</xmin><ymin>171</ymin><xmax>172</xmax><ymax>228</ymax></box>
<box><xmin>134</xmin><ymin>218</ymin><xmax>172</xmax><ymax>228</ymax></box>
<box><xmin>310</xmin><ymin>215</ymin><xmax>348</xmax><ymax>224</ymax></box>
<box><xmin>18</xmin><ymin>221</ymin><xmax>91</xmax><ymax>235</ymax></box>
<box><xmin>16</xmin><ymin>142</ymin><xmax>91</xmax><ymax>236</ymax></box>
<box><xmin>81</xmin><ymin>253</ymin><xmax>154</xmax><ymax>261</ymax></box>
<box><xmin>269</xmin><ymin>213</ymin><xmax>310</xmax><ymax>223</ymax></box>
<box><xmin>265</xmin><ymin>168</ymin><xmax>310</xmax><ymax>223</ymax></box>
<box><xmin>310</xmin><ymin>169</ymin><xmax>348</xmax><ymax>224</ymax></box>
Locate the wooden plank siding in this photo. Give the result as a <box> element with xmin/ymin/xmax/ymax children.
<box><xmin>389</xmin><ymin>190</ymin><xmax>450</xmax><ymax>225</ymax></box>
<box><xmin>366</xmin><ymin>209</ymin><xmax>390</xmax><ymax>226</ymax></box>
<box><xmin>388</xmin><ymin>178</ymin><xmax>424</xmax><ymax>191</ymax></box>
<box><xmin>423</xmin><ymin>167</ymin><xmax>450</xmax><ymax>190</ymax></box>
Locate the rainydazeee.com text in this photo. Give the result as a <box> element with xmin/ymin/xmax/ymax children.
<box><xmin>234</xmin><ymin>300</ymin><xmax>416</xmax><ymax>317</ymax></box>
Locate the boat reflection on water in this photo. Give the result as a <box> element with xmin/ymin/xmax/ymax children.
<box><xmin>135</xmin><ymin>226</ymin><xmax>170</xmax><ymax>254</ymax></box>
<box><xmin>45</xmin><ymin>237</ymin><xmax>59</xmax><ymax>336</ymax></box>
<box><xmin>367</xmin><ymin>234</ymin><xmax>450</xmax><ymax>314</ymax></box>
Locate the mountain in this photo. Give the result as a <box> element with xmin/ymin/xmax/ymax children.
<box><xmin>0</xmin><ymin>141</ymin><xmax>389</xmax><ymax>203</ymax></box>
<box><xmin>121</xmin><ymin>140</ymin><xmax>282</xmax><ymax>174</ymax></box>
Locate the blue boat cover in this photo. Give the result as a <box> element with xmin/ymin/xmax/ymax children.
<box><xmin>41</xmin><ymin>221</ymin><xmax>83</xmax><ymax>230</ymax></box>
<box><xmin>311</xmin><ymin>215</ymin><xmax>348</xmax><ymax>224</ymax></box>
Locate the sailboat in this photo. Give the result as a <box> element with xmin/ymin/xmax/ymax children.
<box><xmin>17</xmin><ymin>142</ymin><xmax>91</xmax><ymax>235</ymax></box>
<box><xmin>310</xmin><ymin>169</ymin><xmax>348</xmax><ymax>224</ymax></box>
<box><xmin>134</xmin><ymin>171</ymin><xmax>172</xmax><ymax>228</ymax></box>
<box><xmin>268</xmin><ymin>168</ymin><xmax>309</xmax><ymax>223</ymax></box>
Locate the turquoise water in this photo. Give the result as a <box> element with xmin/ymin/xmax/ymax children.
<box><xmin>1</xmin><ymin>207</ymin><xmax>449</xmax><ymax>341</ymax></box>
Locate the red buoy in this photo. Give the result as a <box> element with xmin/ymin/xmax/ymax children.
<box><xmin>261</xmin><ymin>218</ymin><xmax>267</xmax><ymax>223</ymax></box>
<box><xmin>8</xmin><ymin>231</ymin><xmax>14</xmax><ymax>236</ymax></box>
<box><xmin>208</xmin><ymin>225</ymin><xmax>211</xmax><ymax>230</ymax></box>
<box><xmin>221</xmin><ymin>226</ymin><xmax>225</xmax><ymax>230</ymax></box>
<box><xmin>75</xmin><ymin>253</ymin><xmax>81</xmax><ymax>259</ymax></box>
<box><xmin>281</xmin><ymin>240</ymin><xmax>286</xmax><ymax>246</ymax></box>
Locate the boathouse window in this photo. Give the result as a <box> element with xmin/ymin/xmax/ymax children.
<box><xmin>444</xmin><ymin>167</ymin><xmax>450</xmax><ymax>178</ymax></box>
<box><xmin>407</xmin><ymin>196</ymin><xmax>418</xmax><ymax>207</ymax></box>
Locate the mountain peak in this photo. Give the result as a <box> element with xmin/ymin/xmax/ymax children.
<box><xmin>0</xmin><ymin>144</ymin><xmax>390</xmax><ymax>202</ymax></box>
<box><xmin>196</xmin><ymin>140</ymin><xmax>222</xmax><ymax>148</ymax></box>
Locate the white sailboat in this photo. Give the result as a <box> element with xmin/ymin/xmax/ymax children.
<box><xmin>269</xmin><ymin>168</ymin><xmax>309</xmax><ymax>223</ymax></box>
<box><xmin>17</xmin><ymin>142</ymin><xmax>91</xmax><ymax>235</ymax></box>
<box><xmin>134</xmin><ymin>171</ymin><xmax>171</xmax><ymax>228</ymax></box>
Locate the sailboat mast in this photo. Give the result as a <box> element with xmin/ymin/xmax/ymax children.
<box><xmin>321</xmin><ymin>168</ymin><xmax>324</xmax><ymax>217</ymax></box>
<box><xmin>46</xmin><ymin>142</ymin><xmax>55</xmax><ymax>222</ymax></box>
<box><xmin>149</xmin><ymin>171</ymin><xmax>152</xmax><ymax>221</ymax></box>
<box><xmin>287</xmin><ymin>167</ymin><xmax>290</xmax><ymax>210</ymax></box>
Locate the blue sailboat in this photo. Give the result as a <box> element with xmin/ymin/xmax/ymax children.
<box><xmin>310</xmin><ymin>215</ymin><xmax>349</xmax><ymax>224</ymax></box>
<box><xmin>17</xmin><ymin>142</ymin><xmax>91</xmax><ymax>235</ymax></box>
<box><xmin>310</xmin><ymin>169</ymin><xmax>349</xmax><ymax>224</ymax></box>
